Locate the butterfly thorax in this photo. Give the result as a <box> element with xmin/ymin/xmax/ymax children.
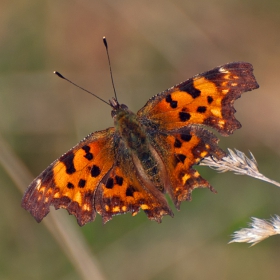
<box><xmin>112</xmin><ymin>104</ymin><xmax>164</xmax><ymax>192</ymax></box>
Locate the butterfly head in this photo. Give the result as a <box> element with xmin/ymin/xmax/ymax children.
<box><xmin>110</xmin><ymin>97</ymin><xmax>129</xmax><ymax>118</ymax></box>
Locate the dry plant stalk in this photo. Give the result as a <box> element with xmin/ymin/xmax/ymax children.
<box><xmin>201</xmin><ymin>148</ymin><xmax>280</xmax><ymax>245</ymax></box>
<box><xmin>201</xmin><ymin>148</ymin><xmax>280</xmax><ymax>187</ymax></box>
<box><xmin>229</xmin><ymin>216</ymin><xmax>280</xmax><ymax>246</ymax></box>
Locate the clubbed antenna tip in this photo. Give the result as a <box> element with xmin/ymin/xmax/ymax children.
<box><xmin>54</xmin><ymin>71</ymin><xmax>65</xmax><ymax>79</ymax></box>
<box><xmin>103</xmin><ymin>36</ymin><xmax>108</xmax><ymax>48</ymax></box>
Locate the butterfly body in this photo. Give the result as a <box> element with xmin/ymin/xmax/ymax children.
<box><xmin>113</xmin><ymin>100</ymin><xmax>166</xmax><ymax>193</ymax></box>
<box><xmin>22</xmin><ymin>62</ymin><xmax>259</xmax><ymax>226</ymax></box>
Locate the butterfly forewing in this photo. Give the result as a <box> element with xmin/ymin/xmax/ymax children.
<box><xmin>138</xmin><ymin>62</ymin><xmax>259</xmax><ymax>135</ymax></box>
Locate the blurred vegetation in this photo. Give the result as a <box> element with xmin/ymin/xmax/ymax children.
<box><xmin>1</xmin><ymin>0</ymin><xmax>280</xmax><ymax>279</ymax></box>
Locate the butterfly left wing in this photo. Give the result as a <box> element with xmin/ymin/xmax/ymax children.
<box><xmin>22</xmin><ymin>128</ymin><xmax>116</xmax><ymax>226</ymax></box>
<box><xmin>137</xmin><ymin>62</ymin><xmax>259</xmax><ymax>136</ymax></box>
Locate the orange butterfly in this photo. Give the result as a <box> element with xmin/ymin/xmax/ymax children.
<box><xmin>22</xmin><ymin>49</ymin><xmax>259</xmax><ymax>226</ymax></box>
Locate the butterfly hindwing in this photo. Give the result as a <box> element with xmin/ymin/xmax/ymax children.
<box><xmin>149</xmin><ymin>126</ymin><xmax>225</xmax><ymax>208</ymax></box>
<box><xmin>94</xmin><ymin>142</ymin><xmax>173</xmax><ymax>223</ymax></box>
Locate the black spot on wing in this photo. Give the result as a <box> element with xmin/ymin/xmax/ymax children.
<box><xmin>91</xmin><ymin>165</ymin><xmax>101</xmax><ymax>177</ymax></box>
<box><xmin>126</xmin><ymin>185</ymin><xmax>136</xmax><ymax>197</ymax></box>
<box><xmin>115</xmin><ymin>175</ymin><xmax>123</xmax><ymax>186</ymax></box>
<box><xmin>179</xmin><ymin>111</ymin><xmax>191</xmax><ymax>122</ymax></box>
<box><xmin>60</xmin><ymin>152</ymin><xmax>76</xmax><ymax>174</ymax></box>
<box><xmin>78</xmin><ymin>179</ymin><xmax>86</xmax><ymax>188</ymax></box>
<box><xmin>181</xmin><ymin>134</ymin><xmax>192</xmax><ymax>142</ymax></box>
<box><xmin>175</xmin><ymin>153</ymin><xmax>187</xmax><ymax>164</ymax></box>
<box><xmin>82</xmin><ymin>145</ymin><xmax>90</xmax><ymax>153</ymax></box>
<box><xmin>82</xmin><ymin>145</ymin><xmax>94</xmax><ymax>160</ymax></box>
<box><xmin>180</xmin><ymin>79</ymin><xmax>201</xmax><ymax>98</ymax></box>
<box><xmin>170</xmin><ymin>100</ymin><xmax>178</xmax><ymax>108</ymax></box>
<box><xmin>197</xmin><ymin>106</ymin><xmax>207</xmax><ymax>113</ymax></box>
<box><xmin>67</xmin><ymin>182</ymin><xmax>74</xmax><ymax>189</ymax></box>
<box><xmin>207</xmin><ymin>96</ymin><xmax>214</xmax><ymax>104</ymax></box>
<box><xmin>165</xmin><ymin>94</ymin><xmax>172</xmax><ymax>103</ymax></box>
<box><xmin>165</xmin><ymin>94</ymin><xmax>178</xmax><ymax>109</ymax></box>
<box><xmin>84</xmin><ymin>153</ymin><xmax>93</xmax><ymax>160</ymax></box>
<box><xmin>174</xmin><ymin>138</ymin><xmax>182</xmax><ymax>148</ymax></box>
<box><xmin>106</xmin><ymin>177</ymin><xmax>114</xmax><ymax>189</ymax></box>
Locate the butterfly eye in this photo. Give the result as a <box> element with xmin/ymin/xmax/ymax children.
<box><xmin>111</xmin><ymin>110</ymin><xmax>117</xmax><ymax>118</ymax></box>
<box><xmin>120</xmin><ymin>104</ymin><xmax>128</xmax><ymax>110</ymax></box>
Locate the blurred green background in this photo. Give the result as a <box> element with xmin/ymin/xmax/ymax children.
<box><xmin>1</xmin><ymin>0</ymin><xmax>280</xmax><ymax>279</ymax></box>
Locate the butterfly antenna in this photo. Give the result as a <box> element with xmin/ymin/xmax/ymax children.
<box><xmin>53</xmin><ymin>71</ymin><xmax>111</xmax><ymax>106</ymax></box>
<box><xmin>103</xmin><ymin>37</ymin><xmax>118</xmax><ymax>103</ymax></box>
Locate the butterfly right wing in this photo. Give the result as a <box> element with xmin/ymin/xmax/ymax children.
<box><xmin>22</xmin><ymin>128</ymin><xmax>116</xmax><ymax>226</ymax></box>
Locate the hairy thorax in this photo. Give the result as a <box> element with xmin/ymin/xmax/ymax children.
<box><xmin>114</xmin><ymin>107</ymin><xmax>165</xmax><ymax>192</ymax></box>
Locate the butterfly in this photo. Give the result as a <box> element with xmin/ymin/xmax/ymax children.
<box><xmin>22</xmin><ymin>61</ymin><xmax>259</xmax><ymax>226</ymax></box>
